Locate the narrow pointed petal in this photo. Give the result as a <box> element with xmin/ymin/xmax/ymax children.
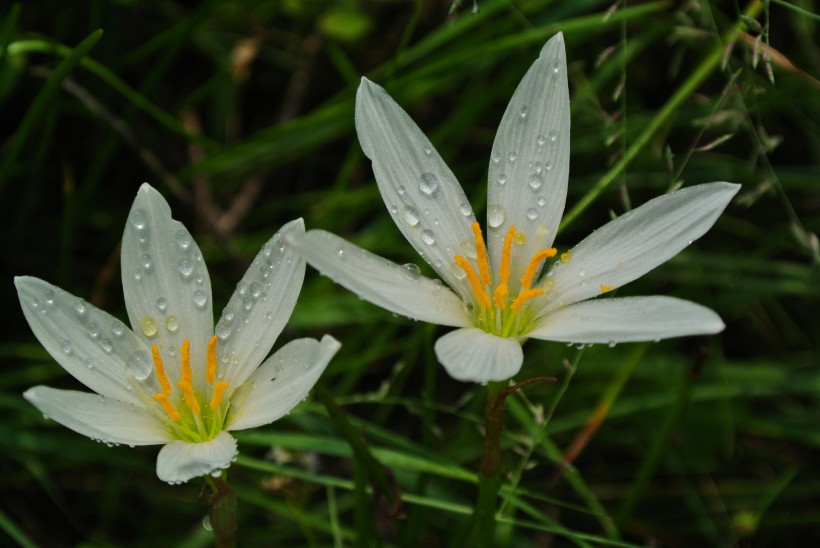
<box><xmin>217</xmin><ymin>219</ymin><xmax>306</xmax><ymax>388</ymax></box>
<box><xmin>227</xmin><ymin>335</ymin><xmax>340</xmax><ymax>431</ymax></box>
<box><xmin>356</xmin><ymin>78</ymin><xmax>476</xmax><ymax>296</ymax></box>
<box><xmin>528</xmin><ymin>296</ymin><xmax>725</xmax><ymax>343</ymax></box>
<box><xmin>434</xmin><ymin>328</ymin><xmax>523</xmax><ymax>383</ymax></box>
<box><xmin>544</xmin><ymin>182</ymin><xmax>740</xmax><ymax>308</ymax></box>
<box><xmin>487</xmin><ymin>33</ymin><xmax>570</xmax><ymax>279</ymax></box>
<box><xmin>287</xmin><ymin>229</ymin><xmax>472</xmax><ymax>327</ymax></box>
<box><xmin>16</xmin><ymin>276</ymin><xmax>150</xmax><ymax>405</ymax></box>
<box><xmin>121</xmin><ymin>184</ymin><xmax>213</xmax><ymax>376</ymax></box>
<box><xmin>156</xmin><ymin>431</ymin><xmax>237</xmax><ymax>483</ymax></box>
<box><xmin>24</xmin><ymin>386</ymin><xmax>172</xmax><ymax>445</ymax></box>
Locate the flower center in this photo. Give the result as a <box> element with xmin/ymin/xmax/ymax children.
<box><xmin>149</xmin><ymin>335</ymin><xmax>230</xmax><ymax>442</ymax></box>
<box><xmin>454</xmin><ymin>221</ymin><xmax>557</xmax><ymax>338</ymax></box>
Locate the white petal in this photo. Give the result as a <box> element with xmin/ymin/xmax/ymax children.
<box><xmin>24</xmin><ymin>386</ymin><xmax>171</xmax><ymax>445</ymax></box>
<box><xmin>545</xmin><ymin>182</ymin><xmax>740</xmax><ymax>308</ymax></box>
<box><xmin>216</xmin><ymin>219</ymin><xmax>306</xmax><ymax>388</ymax></box>
<box><xmin>121</xmin><ymin>184</ymin><xmax>214</xmax><ymax>378</ymax></box>
<box><xmin>156</xmin><ymin>431</ymin><xmax>237</xmax><ymax>484</ymax></box>
<box><xmin>227</xmin><ymin>335</ymin><xmax>340</xmax><ymax>431</ymax></box>
<box><xmin>356</xmin><ymin>78</ymin><xmax>476</xmax><ymax>296</ymax></box>
<box><xmin>15</xmin><ymin>276</ymin><xmax>150</xmax><ymax>405</ymax></box>
<box><xmin>434</xmin><ymin>328</ymin><xmax>523</xmax><ymax>383</ymax></box>
<box><xmin>286</xmin><ymin>229</ymin><xmax>471</xmax><ymax>328</ymax></box>
<box><xmin>487</xmin><ymin>33</ymin><xmax>570</xmax><ymax>282</ymax></box>
<box><xmin>528</xmin><ymin>296</ymin><xmax>725</xmax><ymax>343</ymax></box>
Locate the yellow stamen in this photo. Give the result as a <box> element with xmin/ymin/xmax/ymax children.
<box><xmin>206</xmin><ymin>335</ymin><xmax>218</xmax><ymax>383</ymax></box>
<box><xmin>180</xmin><ymin>339</ymin><xmax>192</xmax><ymax>386</ymax></box>
<box><xmin>470</xmin><ymin>221</ymin><xmax>491</xmax><ymax>285</ymax></box>
<box><xmin>499</xmin><ymin>226</ymin><xmax>515</xmax><ymax>286</ymax></box>
<box><xmin>493</xmin><ymin>283</ymin><xmax>509</xmax><ymax>309</ymax></box>
<box><xmin>600</xmin><ymin>284</ymin><xmax>614</xmax><ymax>294</ymax></box>
<box><xmin>177</xmin><ymin>380</ymin><xmax>201</xmax><ymax>415</ymax></box>
<box><xmin>455</xmin><ymin>255</ymin><xmax>491</xmax><ymax>309</ymax></box>
<box><xmin>511</xmin><ymin>288</ymin><xmax>545</xmax><ymax>312</ymax></box>
<box><xmin>520</xmin><ymin>248</ymin><xmax>557</xmax><ymax>289</ymax></box>
<box><xmin>151</xmin><ymin>344</ymin><xmax>171</xmax><ymax>395</ymax></box>
<box><xmin>210</xmin><ymin>381</ymin><xmax>229</xmax><ymax>410</ymax></box>
<box><xmin>154</xmin><ymin>393</ymin><xmax>180</xmax><ymax>421</ymax></box>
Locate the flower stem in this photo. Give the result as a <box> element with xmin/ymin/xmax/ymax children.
<box><xmin>203</xmin><ymin>474</ymin><xmax>237</xmax><ymax>548</ymax></box>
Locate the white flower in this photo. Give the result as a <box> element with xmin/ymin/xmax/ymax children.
<box><xmin>16</xmin><ymin>184</ymin><xmax>340</xmax><ymax>484</ymax></box>
<box><xmin>287</xmin><ymin>33</ymin><xmax>739</xmax><ymax>384</ymax></box>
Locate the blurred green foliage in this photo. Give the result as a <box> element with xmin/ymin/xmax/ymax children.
<box><xmin>1</xmin><ymin>0</ymin><xmax>818</xmax><ymax>545</ymax></box>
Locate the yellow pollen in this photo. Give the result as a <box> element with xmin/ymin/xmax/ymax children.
<box><xmin>600</xmin><ymin>284</ymin><xmax>614</xmax><ymax>294</ymax></box>
<box><xmin>180</xmin><ymin>339</ymin><xmax>192</xmax><ymax>386</ymax></box>
<box><xmin>560</xmin><ymin>249</ymin><xmax>573</xmax><ymax>263</ymax></box>
<box><xmin>493</xmin><ymin>283</ymin><xmax>509</xmax><ymax>310</ymax></box>
<box><xmin>511</xmin><ymin>288</ymin><xmax>545</xmax><ymax>312</ymax></box>
<box><xmin>177</xmin><ymin>380</ymin><xmax>201</xmax><ymax>415</ymax></box>
<box><xmin>210</xmin><ymin>381</ymin><xmax>229</xmax><ymax>409</ymax></box>
<box><xmin>455</xmin><ymin>255</ymin><xmax>491</xmax><ymax>309</ymax></box>
<box><xmin>470</xmin><ymin>221</ymin><xmax>491</xmax><ymax>285</ymax></box>
<box><xmin>520</xmin><ymin>248</ymin><xmax>557</xmax><ymax>289</ymax></box>
<box><xmin>154</xmin><ymin>393</ymin><xmax>180</xmax><ymax>421</ymax></box>
<box><xmin>206</xmin><ymin>335</ymin><xmax>218</xmax><ymax>383</ymax></box>
<box><xmin>499</xmin><ymin>226</ymin><xmax>515</xmax><ymax>286</ymax></box>
<box><xmin>151</xmin><ymin>344</ymin><xmax>171</xmax><ymax>395</ymax></box>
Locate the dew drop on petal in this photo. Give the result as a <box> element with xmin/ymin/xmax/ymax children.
<box><xmin>44</xmin><ymin>289</ymin><xmax>54</xmax><ymax>305</ymax></box>
<box><xmin>140</xmin><ymin>316</ymin><xmax>158</xmax><ymax>337</ymax></box>
<box><xmin>140</xmin><ymin>253</ymin><xmax>152</xmax><ymax>270</ymax></box>
<box><xmin>519</xmin><ymin>105</ymin><xmax>528</xmax><ymax>119</ymax></box>
<box><xmin>73</xmin><ymin>299</ymin><xmax>86</xmax><ymax>316</ymax></box>
<box><xmin>460</xmin><ymin>240</ymin><xmax>477</xmax><ymax>259</ymax></box>
<box><xmin>401</xmin><ymin>263</ymin><xmax>421</xmax><ymax>281</ymax></box>
<box><xmin>487</xmin><ymin>204</ymin><xmax>506</xmax><ymax>228</ymax></box>
<box><xmin>537</xmin><ymin>195</ymin><xmax>547</xmax><ymax>206</ymax></box>
<box><xmin>87</xmin><ymin>323</ymin><xmax>99</xmax><ymax>339</ymax></box>
<box><xmin>156</xmin><ymin>297</ymin><xmax>167</xmax><ymax>313</ymax></box>
<box><xmin>528</xmin><ymin>174</ymin><xmax>543</xmax><ymax>191</ymax></box>
<box><xmin>397</xmin><ymin>185</ymin><xmax>406</xmax><ymax>196</ymax></box>
<box><xmin>127</xmin><ymin>350</ymin><xmax>152</xmax><ymax>380</ymax></box>
<box><xmin>508</xmin><ymin>151</ymin><xmax>518</xmax><ymax>163</ymax></box>
<box><xmin>491</xmin><ymin>150</ymin><xmax>502</xmax><ymax>164</ymax></box>
<box><xmin>459</xmin><ymin>202</ymin><xmax>473</xmax><ymax>217</ymax></box>
<box><xmin>192</xmin><ymin>290</ymin><xmax>208</xmax><ymax>309</ymax></box>
<box><xmin>419</xmin><ymin>172</ymin><xmax>439</xmax><ymax>196</ymax></box>
<box><xmin>389</xmin><ymin>205</ymin><xmax>398</xmax><ymax>215</ymax></box>
<box><xmin>421</xmin><ymin>229</ymin><xmax>436</xmax><ymax>245</ymax></box>
<box><xmin>552</xmin><ymin>58</ymin><xmax>560</xmax><ymax>74</ymax></box>
<box><xmin>176</xmin><ymin>229</ymin><xmax>191</xmax><ymax>250</ymax></box>
<box><xmin>579</xmin><ymin>269</ymin><xmax>586</xmax><ymax>277</ymax></box>
<box><xmin>99</xmin><ymin>338</ymin><xmax>113</xmax><ymax>354</ymax></box>
<box><xmin>536</xmin><ymin>134</ymin><xmax>546</xmax><ymax>146</ymax></box>
<box><xmin>402</xmin><ymin>205</ymin><xmax>420</xmax><ymax>227</ymax></box>
<box><xmin>111</xmin><ymin>321</ymin><xmax>125</xmax><ymax>337</ymax></box>
<box><xmin>423</xmin><ymin>144</ymin><xmax>432</xmax><ymax>155</ymax></box>
<box><xmin>526</xmin><ymin>208</ymin><xmax>538</xmax><ymax>221</ymax></box>
<box><xmin>215</xmin><ymin>320</ymin><xmax>232</xmax><ymax>340</ymax></box>
<box><xmin>60</xmin><ymin>340</ymin><xmax>72</xmax><ymax>355</ymax></box>
<box><xmin>133</xmin><ymin>269</ymin><xmax>142</xmax><ymax>282</ymax></box>
<box><xmin>177</xmin><ymin>258</ymin><xmax>194</xmax><ymax>279</ymax></box>
<box><xmin>497</xmin><ymin>173</ymin><xmax>507</xmax><ymax>186</ymax></box>
<box><xmin>129</xmin><ymin>209</ymin><xmax>147</xmax><ymax>230</ymax></box>
<box><xmin>548</xmin><ymin>129</ymin><xmax>558</xmax><ymax>142</ymax></box>
<box><xmin>165</xmin><ymin>315</ymin><xmax>179</xmax><ymax>333</ymax></box>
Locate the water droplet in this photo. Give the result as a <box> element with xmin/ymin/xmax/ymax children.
<box><xmin>85</xmin><ymin>358</ymin><xmax>96</xmax><ymax>370</ymax></box>
<box><xmin>165</xmin><ymin>315</ymin><xmax>179</xmax><ymax>333</ymax></box>
<box><xmin>389</xmin><ymin>205</ymin><xmax>398</xmax><ymax>215</ymax></box>
<box><xmin>176</xmin><ymin>229</ymin><xmax>191</xmax><ymax>250</ymax></box>
<box><xmin>129</xmin><ymin>209</ymin><xmax>147</xmax><ymax>230</ymax></box>
<box><xmin>264</xmin><ymin>311</ymin><xmax>274</xmax><ymax>323</ymax></box>
<box><xmin>195</xmin><ymin>273</ymin><xmax>204</xmax><ymax>285</ymax></box>
<box><xmin>532</xmin><ymin>161</ymin><xmax>543</xmax><ymax>174</ymax></box>
<box><xmin>608</xmin><ymin>341</ymin><xmax>617</xmax><ymax>348</ymax></box>
<box><xmin>140</xmin><ymin>316</ymin><xmax>158</xmax><ymax>337</ymax></box>
<box><xmin>552</xmin><ymin>58</ymin><xmax>560</xmax><ymax>74</ymax></box>
<box><xmin>401</xmin><ymin>263</ymin><xmax>421</xmax><ymax>281</ymax></box>
<box><xmin>133</xmin><ymin>269</ymin><xmax>142</xmax><ymax>282</ymax></box>
<box><xmin>397</xmin><ymin>185</ymin><xmax>406</xmax><ymax>196</ymax></box>
<box><xmin>215</xmin><ymin>320</ymin><xmax>232</xmax><ymax>339</ymax></box>
<box><xmin>578</xmin><ymin>269</ymin><xmax>586</xmax><ymax>277</ymax></box>
<box><xmin>460</xmin><ymin>240</ymin><xmax>477</xmax><ymax>259</ymax></box>
<box><xmin>548</xmin><ymin>129</ymin><xmax>558</xmax><ymax>142</ymax></box>
<box><xmin>140</xmin><ymin>253</ymin><xmax>152</xmax><ymax>270</ymax></box>
<box><xmin>111</xmin><ymin>321</ymin><xmax>125</xmax><ymax>337</ymax></box>
<box><xmin>44</xmin><ymin>289</ymin><xmax>54</xmax><ymax>305</ymax></box>
<box><xmin>177</xmin><ymin>258</ymin><xmax>194</xmax><ymax>279</ymax></box>
<box><xmin>419</xmin><ymin>172</ymin><xmax>439</xmax><ymax>196</ymax></box>
<box><xmin>249</xmin><ymin>282</ymin><xmax>262</xmax><ymax>299</ymax></box>
<box><xmin>537</xmin><ymin>195</ymin><xmax>547</xmax><ymax>206</ymax></box>
<box><xmin>526</xmin><ymin>208</ymin><xmax>538</xmax><ymax>221</ymax></box>
<box><xmin>156</xmin><ymin>297</ymin><xmax>167</xmax><ymax>313</ymax></box>
<box><xmin>402</xmin><ymin>205</ymin><xmax>420</xmax><ymax>227</ymax></box>
<box><xmin>192</xmin><ymin>290</ymin><xmax>208</xmax><ymax>309</ymax></box>
<box><xmin>491</xmin><ymin>150</ymin><xmax>502</xmax><ymax>164</ymax></box>
<box><xmin>513</xmin><ymin>232</ymin><xmax>527</xmax><ymax>245</ymax></box>
<box><xmin>519</xmin><ymin>105</ymin><xmax>528</xmax><ymax>119</ymax></box>
<box><xmin>223</xmin><ymin>308</ymin><xmax>235</xmax><ymax>322</ymax></box>
<box><xmin>423</xmin><ymin>144</ymin><xmax>432</xmax><ymax>155</ymax></box>
<box><xmin>60</xmin><ymin>340</ymin><xmax>72</xmax><ymax>354</ymax></box>
<box><xmin>508</xmin><ymin>151</ymin><xmax>518</xmax><ymax>163</ymax></box>
<box><xmin>497</xmin><ymin>173</ymin><xmax>507</xmax><ymax>186</ymax></box>
<box><xmin>87</xmin><ymin>323</ymin><xmax>99</xmax><ymax>339</ymax></box>
<box><xmin>421</xmin><ymin>229</ymin><xmax>436</xmax><ymax>245</ymax></box>
<box><xmin>544</xmin><ymin>161</ymin><xmax>553</xmax><ymax>171</ymax></box>
<box><xmin>560</xmin><ymin>250</ymin><xmax>573</xmax><ymax>263</ymax></box>
<box><xmin>459</xmin><ymin>202</ymin><xmax>473</xmax><ymax>217</ymax></box>
<box><xmin>337</xmin><ymin>248</ymin><xmax>344</xmax><ymax>258</ymax></box>
<box><xmin>528</xmin><ymin>173</ymin><xmax>543</xmax><ymax>190</ymax></box>
<box><xmin>536</xmin><ymin>134</ymin><xmax>546</xmax><ymax>146</ymax></box>
<box><xmin>127</xmin><ymin>350</ymin><xmax>152</xmax><ymax>379</ymax></box>
<box><xmin>487</xmin><ymin>204</ymin><xmax>506</xmax><ymax>228</ymax></box>
<box><xmin>73</xmin><ymin>299</ymin><xmax>86</xmax><ymax>316</ymax></box>
<box><xmin>242</xmin><ymin>297</ymin><xmax>254</xmax><ymax>311</ymax></box>
<box><xmin>99</xmin><ymin>338</ymin><xmax>113</xmax><ymax>354</ymax></box>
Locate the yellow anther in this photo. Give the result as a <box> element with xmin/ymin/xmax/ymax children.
<box><xmin>520</xmin><ymin>248</ymin><xmax>557</xmax><ymax>289</ymax></box>
<box><xmin>455</xmin><ymin>255</ymin><xmax>491</xmax><ymax>309</ymax></box>
<box><xmin>154</xmin><ymin>392</ymin><xmax>180</xmax><ymax>421</ymax></box>
<box><xmin>470</xmin><ymin>222</ymin><xmax>491</xmax><ymax>285</ymax></box>
<box><xmin>499</xmin><ymin>226</ymin><xmax>516</xmax><ymax>287</ymax></box>
<box><xmin>177</xmin><ymin>380</ymin><xmax>201</xmax><ymax>415</ymax></box>
<box><xmin>600</xmin><ymin>284</ymin><xmax>614</xmax><ymax>294</ymax></box>
<box><xmin>511</xmin><ymin>288</ymin><xmax>545</xmax><ymax>312</ymax></box>
<box><xmin>151</xmin><ymin>344</ymin><xmax>171</xmax><ymax>395</ymax></box>
<box><xmin>180</xmin><ymin>339</ymin><xmax>192</xmax><ymax>386</ymax></box>
<box><xmin>206</xmin><ymin>335</ymin><xmax>218</xmax><ymax>383</ymax></box>
<box><xmin>493</xmin><ymin>283</ymin><xmax>509</xmax><ymax>310</ymax></box>
<box><xmin>210</xmin><ymin>381</ymin><xmax>229</xmax><ymax>410</ymax></box>
<box><xmin>560</xmin><ymin>249</ymin><xmax>573</xmax><ymax>263</ymax></box>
